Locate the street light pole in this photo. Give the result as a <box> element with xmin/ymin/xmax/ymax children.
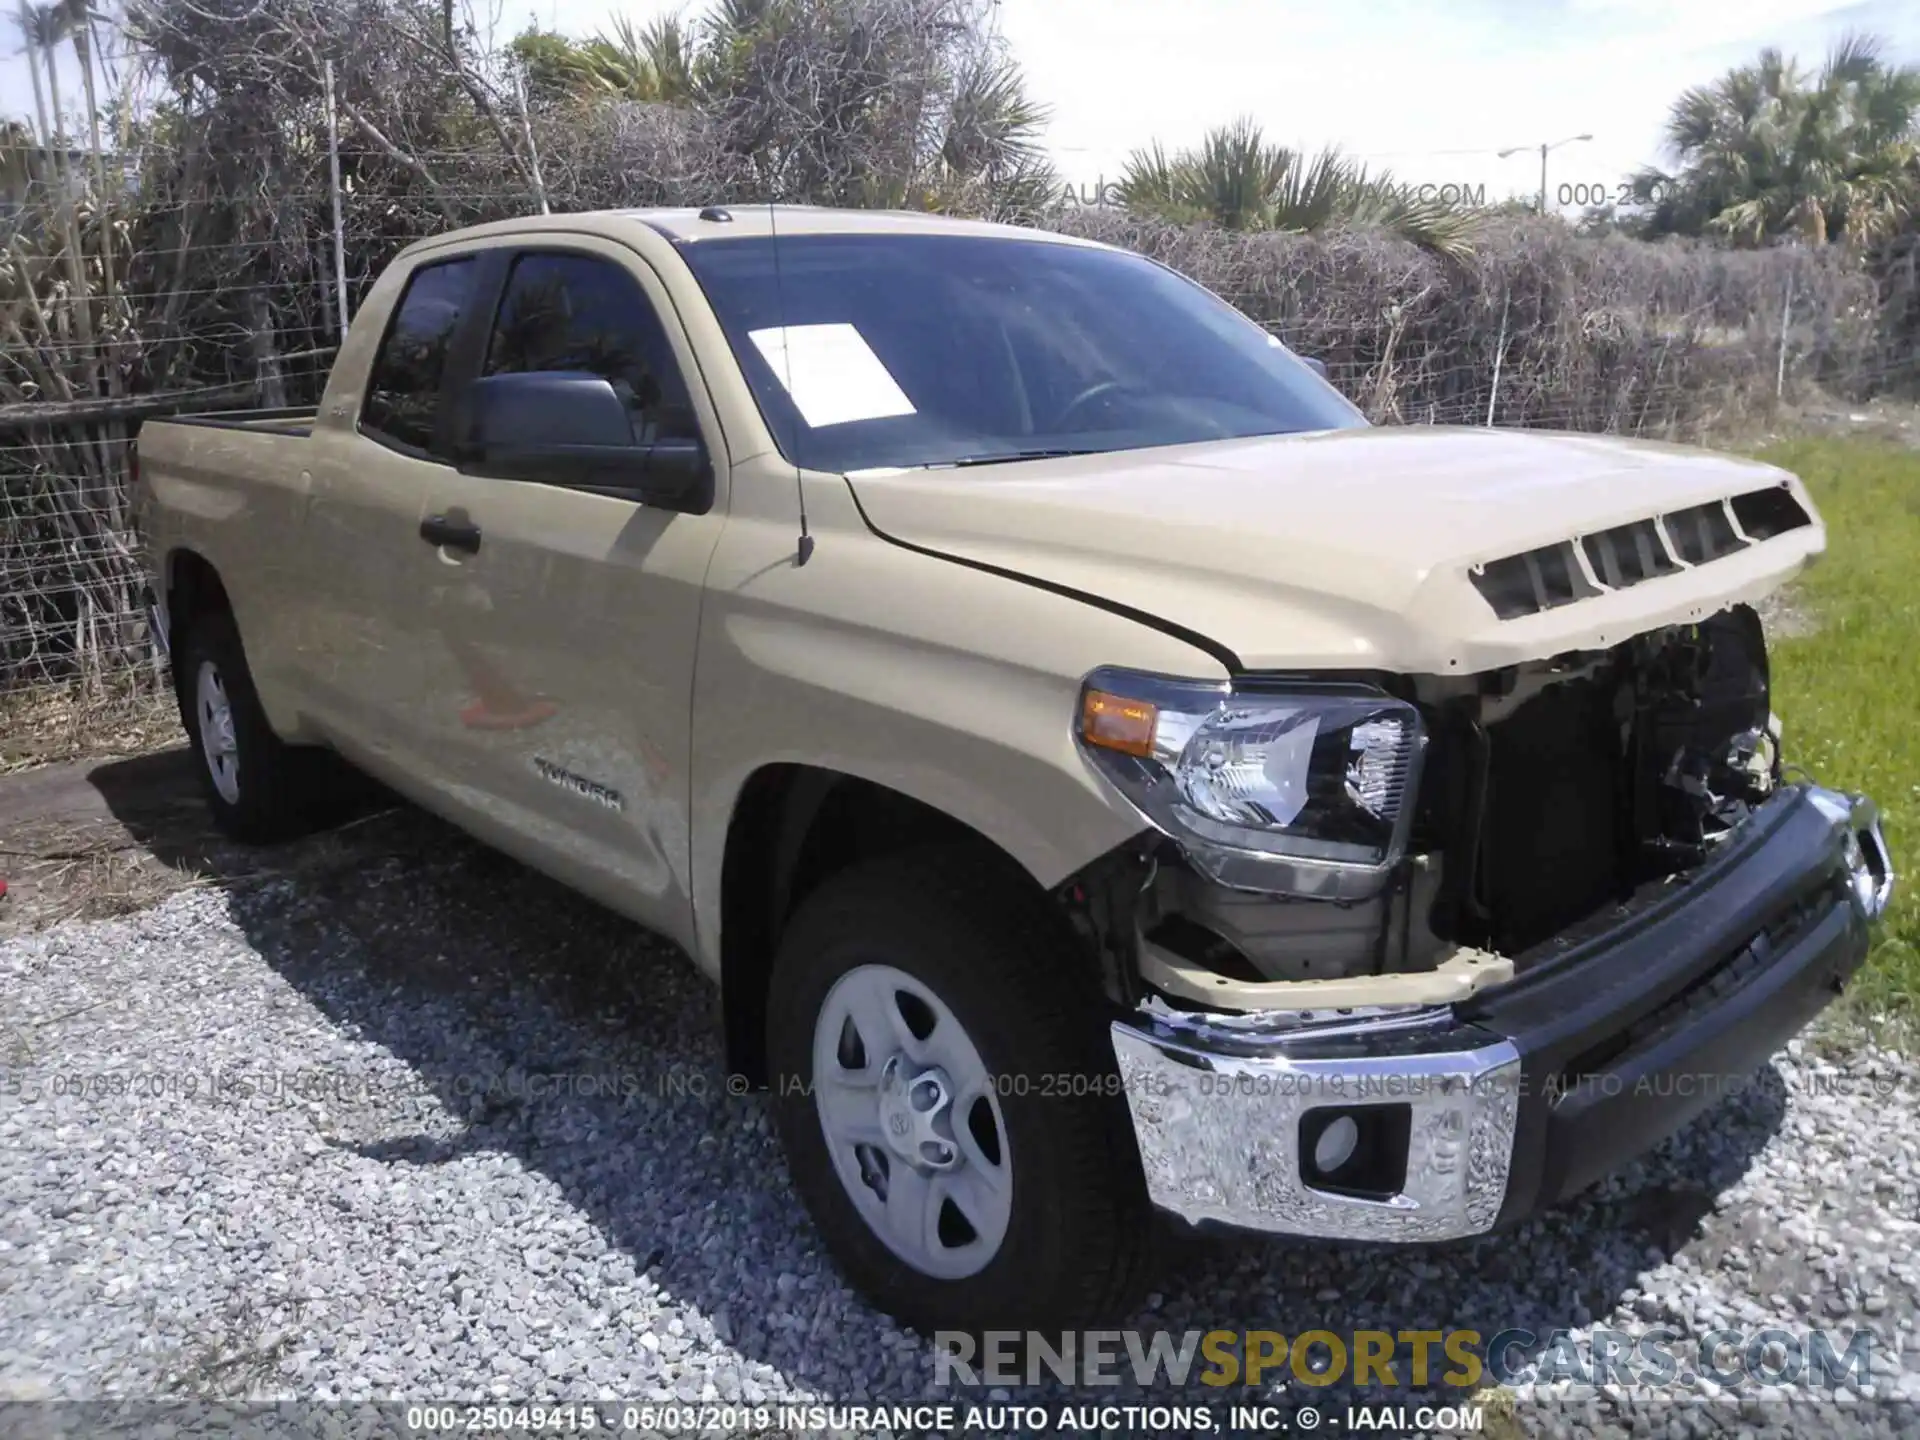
<box><xmin>1498</xmin><ymin>134</ymin><xmax>1595</xmax><ymax>215</ymax></box>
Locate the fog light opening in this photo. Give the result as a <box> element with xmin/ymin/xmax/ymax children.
<box><xmin>1299</xmin><ymin>1103</ymin><xmax>1413</xmax><ymax>1201</ymax></box>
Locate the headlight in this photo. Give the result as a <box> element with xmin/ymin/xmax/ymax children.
<box><xmin>1075</xmin><ymin>666</ymin><xmax>1427</xmax><ymax>900</ymax></box>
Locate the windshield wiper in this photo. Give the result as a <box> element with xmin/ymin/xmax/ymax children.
<box><xmin>925</xmin><ymin>447</ymin><xmax>1107</xmax><ymax>470</ymax></box>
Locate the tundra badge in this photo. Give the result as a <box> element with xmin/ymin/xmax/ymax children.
<box><xmin>532</xmin><ymin>757</ymin><xmax>625</xmax><ymax>812</ymax></box>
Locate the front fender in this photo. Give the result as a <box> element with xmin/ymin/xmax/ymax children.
<box><xmin>687</xmin><ymin>488</ymin><xmax>1228</xmax><ymax>980</ymax></box>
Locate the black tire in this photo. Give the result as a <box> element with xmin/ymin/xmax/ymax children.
<box><xmin>173</xmin><ymin>608</ymin><xmax>339</xmax><ymax>843</ymax></box>
<box><xmin>767</xmin><ymin>846</ymin><xmax>1154</xmax><ymax>1333</ymax></box>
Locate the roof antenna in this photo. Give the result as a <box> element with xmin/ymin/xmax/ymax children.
<box><xmin>768</xmin><ymin>201</ymin><xmax>814</xmax><ymax>566</ymax></box>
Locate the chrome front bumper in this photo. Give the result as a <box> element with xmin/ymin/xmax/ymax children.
<box><xmin>1111</xmin><ymin>1008</ymin><xmax>1522</xmax><ymax>1242</ymax></box>
<box><xmin>1110</xmin><ymin>784</ymin><xmax>1893</xmax><ymax>1243</ymax></box>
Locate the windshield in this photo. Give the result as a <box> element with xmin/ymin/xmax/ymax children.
<box><xmin>675</xmin><ymin>232</ymin><xmax>1366</xmax><ymax>474</ymax></box>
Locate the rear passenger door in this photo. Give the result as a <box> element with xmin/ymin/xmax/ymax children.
<box><xmin>405</xmin><ymin>239</ymin><xmax>728</xmax><ymax>946</ymax></box>
<box><xmin>301</xmin><ymin>253</ymin><xmax>481</xmax><ymax>767</ymax></box>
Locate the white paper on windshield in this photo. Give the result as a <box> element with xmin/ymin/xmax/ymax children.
<box><xmin>747</xmin><ymin>323</ymin><xmax>916</xmax><ymax>428</ymax></box>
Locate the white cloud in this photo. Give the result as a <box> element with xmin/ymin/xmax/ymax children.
<box><xmin>992</xmin><ymin>0</ymin><xmax>1906</xmax><ymax>207</ymax></box>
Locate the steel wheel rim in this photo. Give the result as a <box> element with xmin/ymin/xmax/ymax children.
<box><xmin>811</xmin><ymin>963</ymin><xmax>1013</xmax><ymax>1280</ymax></box>
<box><xmin>195</xmin><ymin>659</ymin><xmax>241</xmax><ymax>805</ymax></box>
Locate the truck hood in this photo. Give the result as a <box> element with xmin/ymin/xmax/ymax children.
<box><xmin>845</xmin><ymin>426</ymin><xmax>1824</xmax><ymax>675</ymax></box>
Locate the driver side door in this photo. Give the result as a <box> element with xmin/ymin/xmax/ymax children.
<box><xmin>404</xmin><ymin>238</ymin><xmax>729</xmax><ymax>946</ymax></box>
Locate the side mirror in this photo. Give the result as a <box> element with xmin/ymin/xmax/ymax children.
<box><xmin>455</xmin><ymin>372</ymin><xmax>713</xmax><ymax>513</ymax></box>
<box><xmin>1300</xmin><ymin>355</ymin><xmax>1329</xmax><ymax>381</ymax></box>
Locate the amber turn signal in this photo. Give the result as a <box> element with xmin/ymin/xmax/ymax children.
<box><xmin>1080</xmin><ymin>689</ymin><xmax>1158</xmax><ymax>757</ymax></box>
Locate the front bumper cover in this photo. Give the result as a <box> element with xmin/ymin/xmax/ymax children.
<box><xmin>1111</xmin><ymin>783</ymin><xmax>1891</xmax><ymax>1241</ymax></box>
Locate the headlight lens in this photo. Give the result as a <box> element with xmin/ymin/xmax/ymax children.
<box><xmin>1075</xmin><ymin>667</ymin><xmax>1426</xmax><ymax>899</ymax></box>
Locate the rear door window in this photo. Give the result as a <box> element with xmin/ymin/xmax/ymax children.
<box><xmin>360</xmin><ymin>256</ymin><xmax>480</xmax><ymax>454</ymax></box>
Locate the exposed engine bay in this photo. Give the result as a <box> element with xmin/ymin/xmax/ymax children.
<box><xmin>1411</xmin><ymin>602</ymin><xmax>1777</xmax><ymax>960</ymax></box>
<box><xmin>1068</xmin><ymin>604</ymin><xmax>1782</xmax><ymax>1011</ymax></box>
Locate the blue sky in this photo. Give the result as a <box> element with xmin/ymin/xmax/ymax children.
<box><xmin>7</xmin><ymin>0</ymin><xmax>1918</xmax><ymax>211</ymax></box>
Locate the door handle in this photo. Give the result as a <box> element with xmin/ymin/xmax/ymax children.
<box><xmin>420</xmin><ymin>513</ymin><xmax>482</xmax><ymax>554</ymax></box>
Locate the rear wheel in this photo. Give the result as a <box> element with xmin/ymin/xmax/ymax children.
<box><xmin>174</xmin><ymin>608</ymin><xmax>341</xmax><ymax>843</ymax></box>
<box><xmin>767</xmin><ymin>847</ymin><xmax>1153</xmax><ymax>1332</ymax></box>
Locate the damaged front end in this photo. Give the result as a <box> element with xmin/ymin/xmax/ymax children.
<box><xmin>1067</xmin><ymin>605</ymin><xmax>1893</xmax><ymax>1240</ymax></box>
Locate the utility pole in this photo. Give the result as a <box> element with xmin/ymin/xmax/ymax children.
<box><xmin>1499</xmin><ymin>134</ymin><xmax>1594</xmax><ymax>215</ymax></box>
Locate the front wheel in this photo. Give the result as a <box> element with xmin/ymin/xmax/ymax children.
<box><xmin>766</xmin><ymin>848</ymin><xmax>1153</xmax><ymax>1333</ymax></box>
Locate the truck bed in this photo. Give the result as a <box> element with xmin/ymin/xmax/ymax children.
<box><xmin>151</xmin><ymin>406</ymin><xmax>317</xmax><ymax>439</ymax></box>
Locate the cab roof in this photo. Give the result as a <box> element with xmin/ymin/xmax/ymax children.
<box><xmin>397</xmin><ymin>205</ymin><xmax>1109</xmax><ymax>259</ymax></box>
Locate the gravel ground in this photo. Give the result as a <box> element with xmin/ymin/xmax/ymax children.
<box><xmin>3</xmin><ymin>822</ymin><xmax>1919</xmax><ymax>1438</ymax></box>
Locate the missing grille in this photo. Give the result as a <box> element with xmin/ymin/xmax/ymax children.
<box><xmin>1661</xmin><ymin>501</ymin><xmax>1746</xmax><ymax>564</ymax></box>
<box><xmin>1729</xmin><ymin>486</ymin><xmax>1814</xmax><ymax>541</ymax></box>
<box><xmin>1469</xmin><ymin>541</ymin><xmax>1598</xmax><ymax>619</ymax></box>
<box><xmin>1474</xmin><ymin>487</ymin><xmax>1813</xmax><ymax>621</ymax></box>
<box><xmin>1580</xmin><ymin>519</ymin><xmax>1681</xmax><ymax>587</ymax></box>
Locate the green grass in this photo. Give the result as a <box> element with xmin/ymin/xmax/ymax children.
<box><xmin>1757</xmin><ymin>437</ymin><xmax>1920</xmax><ymax>1032</ymax></box>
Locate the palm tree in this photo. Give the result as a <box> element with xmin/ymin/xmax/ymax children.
<box><xmin>939</xmin><ymin>50</ymin><xmax>1048</xmax><ymax>185</ymax></box>
<box><xmin>512</xmin><ymin>14</ymin><xmax>698</xmax><ymax>107</ymax></box>
<box><xmin>14</xmin><ymin>2</ymin><xmax>58</xmax><ymax>162</ymax></box>
<box><xmin>1633</xmin><ymin>33</ymin><xmax>1920</xmax><ymax>245</ymax></box>
<box><xmin>701</xmin><ymin>0</ymin><xmax>1053</xmax><ymax>210</ymax></box>
<box><xmin>49</xmin><ymin>0</ymin><xmax>117</xmax><ymax>307</ymax></box>
<box><xmin>13</xmin><ymin>3</ymin><xmax>110</xmax><ymax>211</ymax></box>
<box><xmin>511</xmin><ymin>29</ymin><xmax>585</xmax><ymax>103</ymax></box>
<box><xmin>565</xmin><ymin>14</ymin><xmax>699</xmax><ymax>105</ymax></box>
<box><xmin>1118</xmin><ymin>118</ymin><xmax>1479</xmax><ymax>257</ymax></box>
<box><xmin>14</xmin><ymin>0</ymin><xmax>99</xmax><ymax>349</ymax></box>
<box><xmin>507</xmin><ymin>0</ymin><xmax>1051</xmax><ymax>213</ymax></box>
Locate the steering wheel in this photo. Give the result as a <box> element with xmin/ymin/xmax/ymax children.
<box><xmin>1049</xmin><ymin>379</ymin><xmax>1132</xmax><ymax>431</ymax></box>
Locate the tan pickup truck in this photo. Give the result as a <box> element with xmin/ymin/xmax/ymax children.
<box><xmin>132</xmin><ymin>207</ymin><xmax>1894</xmax><ymax>1332</ymax></box>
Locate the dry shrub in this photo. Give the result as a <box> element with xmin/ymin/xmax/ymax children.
<box><xmin>1055</xmin><ymin>210</ymin><xmax>1892</xmax><ymax>435</ymax></box>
